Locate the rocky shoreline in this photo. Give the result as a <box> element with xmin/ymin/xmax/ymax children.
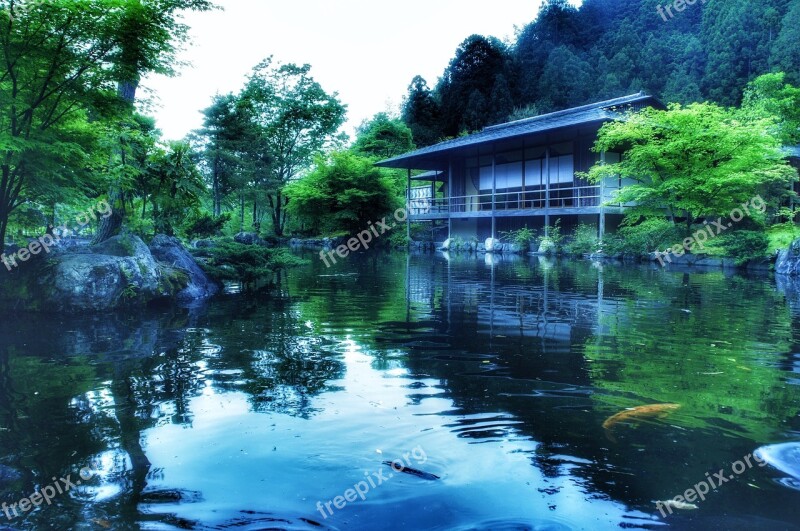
<box><xmin>2</xmin><ymin>230</ymin><xmax>800</xmax><ymax>313</ymax></box>
<box><xmin>0</xmin><ymin>233</ymin><xmax>218</xmax><ymax>312</ymax></box>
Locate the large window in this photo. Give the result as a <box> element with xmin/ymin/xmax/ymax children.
<box><xmin>479</xmin><ymin>163</ymin><xmax>523</xmax><ymax>190</ymax></box>
<box><xmin>469</xmin><ymin>143</ymin><xmax>574</xmax><ymax>192</ymax></box>
<box><xmin>551</xmin><ymin>155</ymin><xmax>574</xmax><ymax>184</ymax></box>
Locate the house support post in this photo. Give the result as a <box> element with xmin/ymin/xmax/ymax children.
<box><xmin>448</xmin><ymin>160</ymin><xmax>453</xmax><ymax>240</ymax></box>
<box><xmin>491</xmin><ymin>149</ymin><xmax>497</xmax><ymax>241</ymax></box>
<box><xmin>544</xmin><ymin>146</ymin><xmax>551</xmax><ymax>237</ymax></box>
<box><xmin>406</xmin><ymin>168</ymin><xmax>413</xmax><ymax>246</ymax></box>
<box><xmin>599</xmin><ymin>150</ymin><xmax>606</xmax><ymax>244</ymax></box>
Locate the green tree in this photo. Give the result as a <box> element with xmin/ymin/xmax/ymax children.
<box><xmin>148</xmin><ymin>141</ymin><xmax>205</xmax><ymax>236</ymax></box>
<box><xmin>0</xmin><ymin>0</ymin><xmax>213</xmax><ymax>245</ymax></box>
<box><xmin>196</xmin><ymin>93</ymin><xmax>253</xmax><ymax>218</ymax></box>
<box><xmin>741</xmin><ymin>72</ymin><xmax>800</xmax><ymax>145</ymax></box>
<box><xmin>352</xmin><ymin>113</ymin><xmax>414</xmax><ymax>161</ymax></box>
<box><xmin>770</xmin><ymin>0</ymin><xmax>800</xmax><ymax>85</ymax></box>
<box><xmin>401</xmin><ymin>75</ymin><xmax>441</xmax><ymax>147</ymax></box>
<box><xmin>240</xmin><ymin>58</ymin><xmax>346</xmax><ymax>236</ymax></box>
<box><xmin>436</xmin><ymin>35</ymin><xmax>510</xmax><ymax>136</ymax></box>
<box><xmin>285</xmin><ymin>152</ymin><xmax>399</xmax><ymax>235</ymax></box>
<box><xmin>585</xmin><ymin>103</ymin><xmax>796</xmax><ymax>233</ymax></box>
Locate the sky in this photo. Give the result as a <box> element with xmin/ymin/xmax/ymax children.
<box><xmin>142</xmin><ymin>0</ymin><xmax>548</xmax><ymax>142</ymax></box>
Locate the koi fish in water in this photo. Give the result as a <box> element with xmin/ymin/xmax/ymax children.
<box><xmin>602</xmin><ymin>403</ymin><xmax>681</xmax><ymax>442</ymax></box>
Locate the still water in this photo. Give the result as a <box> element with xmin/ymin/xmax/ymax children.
<box><xmin>1</xmin><ymin>251</ymin><xmax>799</xmax><ymax>530</ymax></box>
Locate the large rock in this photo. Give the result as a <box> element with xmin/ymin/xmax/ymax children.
<box><xmin>538</xmin><ymin>238</ymin><xmax>556</xmax><ymax>255</ymax></box>
<box><xmin>776</xmin><ymin>239</ymin><xmax>800</xmax><ymax>276</ymax></box>
<box><xmin>234</xmin><ymin>232</ymin><xmax>264</xmax><ymax>246</ymax></box>
<box><xmin>0</xmin><ymin>234</ymin><xmax>188</xmax><ymax>312</ymax></box>
<box><xmin>149</xmin><ymin>235</ymin><xmax>220</xmax><ymax>301</ymax></box>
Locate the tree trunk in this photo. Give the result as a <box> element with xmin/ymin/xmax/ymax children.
<box><xmin>212</xmin><ymin>157</ymin><xmax>221</xmax><ymax>217</ymax></box>
<box><xmin>239</xmin><ymin>194</ymin><xmax>245</xmax><ymax>232</ymax></box>
<box><xmin>95</xmin><ymin>75</ymin><xmax>139</xmax><ymax>244</ymax></box>
<box><xmin>271</xmin><ymin>191</ymin><xmax>284</xmax><ymax>236</ymax></box>
<box><xmin>0</xmin><ymin>219</ymin><xmax>7</xmax><ymax>248</ymax></box>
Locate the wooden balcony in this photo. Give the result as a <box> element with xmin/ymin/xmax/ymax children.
<box><xmin>407</xmin><ymin>185</ymin><xmax>622</xmax><ymax>220</ymax></box>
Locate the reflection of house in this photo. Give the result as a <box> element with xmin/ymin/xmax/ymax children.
<box><xmin>377</xmin><ymin>93</ymin><xmax>665</xmax><ymax>241</ymax></box>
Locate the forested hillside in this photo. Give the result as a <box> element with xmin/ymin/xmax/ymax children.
<box><xmin>402</xmin><ymin>0</ymin><xmax>800</xmax><ymax>145</ymax></box>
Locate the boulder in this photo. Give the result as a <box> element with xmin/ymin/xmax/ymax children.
<box><xmin>441</xmin><ymin>238</ymin><xmax>452</xmax><ymax>251</ymax></box>
<box><xmin>234</xmin><ymin>232</ymin><xmax>263</xmax><ymax>246</ymax></box>
<box><xmin>149</xmin><ymin>235</ymin><xmax>220</xmax><ymax>301</ymax></box>
<box><xmin>0</xmin><ymin>234</ymin><xmax>186</xmax><ymax>312</ymax></box>
<box><xmin>538</xmin><ymin>238</ymin><xmax>556</xmax><ymax>255</ymax></box>
<box><xmin>485</xmin><ymin>237</ymin><xmax>497</xmax><ymax>252</ymax></box>
<box><xmin>192</xmin><ymin>239</ymin><xmax>217</xmax><ymax>249</ymax></box>
<box><xmin>0</xmin><ymin>234</ymin><xmax>192</xmax><ymax>312</ymax></box>
<box><xmin>776</xmin><ymin>239</ymin><xmax>800</xmax><ymax>276</ymax></box>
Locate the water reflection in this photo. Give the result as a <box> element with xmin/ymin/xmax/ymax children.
<box><xmin>0</xmin><ymin>252</ymin><xmax>799</xmax><ymax>529</ymax></box>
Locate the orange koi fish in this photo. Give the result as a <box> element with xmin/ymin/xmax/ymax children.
<box><xmin>602</xmin><ymin>403</ymin><xmax>681</xmax><ymax>442</ymax></box>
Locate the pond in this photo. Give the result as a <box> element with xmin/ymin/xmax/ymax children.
<box><xmin>0</xmin><ymin>251</ymin><xmax>799</xmax><ymax>530</ymax></box>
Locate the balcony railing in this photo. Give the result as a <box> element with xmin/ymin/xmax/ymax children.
<box><xmin>408</xmin><ymin>185</ymin><xmax>611</xmax><ymax>216</ymax></box>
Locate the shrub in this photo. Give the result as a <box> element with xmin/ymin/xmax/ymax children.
<box><xmin>610</xmin><ymin>218</ymin><xmax>682</xmax><ymax>257</ymax></box>
<box><xmin>713</xmin><ymin>230</ymin><xmax>770</xmax><ymax>265</ymax></box>
<box><xmin>184</xmin><ymin>212</ymin><xmax>232</xmax><ymax>239</ymax></box>
<box><xmin>501</xmin><ymin>226</ymin><xmax>538</xmax><ymax>251</ymax></box>
<box><xmin>565</xmin><ymin>224</ymin><xmax>599</xmax><ymax>255</ymax></box>
<box><xmin>193</xmin><ymin>240</ymin><xmax>307</xmax><ymax>284</ymax></box>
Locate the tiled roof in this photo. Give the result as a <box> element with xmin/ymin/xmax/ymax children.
<box><xmin>377</xmin><ymin>93</ymin><xmax>663</xmax><ymax>169</ymax></box>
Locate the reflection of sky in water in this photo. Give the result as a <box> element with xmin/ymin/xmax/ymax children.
<box><xmin>2</xmin><ymin>254</ymin><xmax>800</xmax><ymax>529</ymax></box>
<box><xmin>140</xmin><ymin>336</ymin><xmax>647</xmax><ymax>529</ymax></box>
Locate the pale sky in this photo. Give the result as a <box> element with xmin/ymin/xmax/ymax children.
<box><xmin>142</xmin><ymin>0</ymin><xmax>549</xmax><ymax>142</ymax></box>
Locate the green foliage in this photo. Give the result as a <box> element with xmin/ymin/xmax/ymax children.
<box><xmin>401</xmin><ymin>0</ymin><xmax>800</xmax><ymax>142</ymax></box>
<box><xmin>709</xmin><ymin>231</ymin><xmax>771</xmax><ymax>266</ymax></box>
<box><xmin>564</xmin><ymin>224</ymin><xmax>599</xmax><ymax>256</ymax></box>
<box><xmin>195</xmin><ymin>93</ymin><xmax>254</xmax><ymax>218</ymax></box>
<box><xmin>387</xmin><ymin>230</ymin><xmax>410</xmax><ymax>249</ymax></box>
<box><xmin>435</xmin><ymin>35</ymin><xmax>511</xmax><ymax>136</ymax></box>
<box><xmin>285</xmin><ymin>151</ymin><xmax>400</xmax><ymax>236</ymax></box>
<box><xmin>240</xmin><ymin>57</ymin><xmax>347</xmax><ymax>236</ymax></box>
<box><xmin>500</xmin><ymin>226</ymin><xmax>538</xmax><ymax>251</ymax></box>
<box><xmin>184</xmin><ymin>212</ymin><xmax>232</xmax><ymax>239</ymax></box>
<box><xmin>147</xmin><ymin>141</ymin><xmax>205</xmax><ymax>236</ymax></box>
<box><xmin>401</xmin><ymin>76</ymin><xmax>442</xmax><ymax>147</ymax></box>
<box><xmin>194</xmin><ymin>240</ymin><xmax>307</xmax><ymax>284</ymax></box>
<box><xmin>0</xmin><ymin>0</ymin><xmax>213</xmax><ymax>244</ymax></box>
<box><xmin>538</xmin><ymin>219</ymin><xmax>564</xmax><ymax>253</ymax></box>
<box><xmin>741</xmin><ymin>73</ymin><xmax>800</xmax><ymax>144</ymax></box>
<box><xmin>119</xmin><ymin>283</ymin><xmax>139</xmax><ymax>302</ymax></box>
<box><xmin>586</xmin><ymin>103</ymin><xmax>796</xmax><ymax>230</ymax></box>
<box><xmin>352</xmin><ymin>113</ymin><xmax>414</xmax><ymax>161</ymax></box>
<box><xmin>607</xmin><ymin>218</ymin><xmax>683</xmax><ymax>257</ymax></box>
<box><xmin>767</xmin><ymin>223</ymin><xmax>800</xmax><ymax>255</ymax></box>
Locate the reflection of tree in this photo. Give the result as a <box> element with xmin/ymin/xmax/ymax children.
<box><xmin>392</xmin><ymin>257</ymin><xmax>800</xmax><ymax>521</ymax></box>
<box><xmin>585</xmin><ymin>269</ymin><xmax>799</xmax><ymax>443</ymax></box>
<box><xmin>0</xmin><ymin>297</ymin><xmax>350</xmax><ymax>527</ymax></box>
